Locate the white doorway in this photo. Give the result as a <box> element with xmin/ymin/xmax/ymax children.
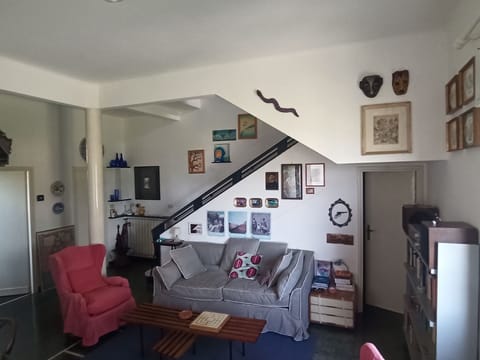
<box><xmin>0</xmin><ymin>169</ymin><xmax>32</xmax><ymax>296</ymax></box>
<box><xmin>363</xmin><ymin>167</ymin><xmax>423</xmax><ymax>313</ymax></box>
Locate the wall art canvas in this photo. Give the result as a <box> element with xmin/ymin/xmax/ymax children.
<box><xmin>188</xmin><ymin>223</ymin><xmax>203</xmax><ymax>235</ymax></box>
<box><xmin>446</xmin><ymin>117</ymin><xmax>463</xmax><ymax>151</ymax></box>
<box><xmin>188</xmin><ymin>150</ymin><xmax>205</xmax><ymax>174</ymax></box>
<box><xmin>305</xmin><ymin>163</ymin><xmax>325</xmax><ymax>187</ymax></box>
<box><xmin>134</xmin><ymin>166</ymin><xmax>160</xmax><ymax>200</ymax></box>
<box><xmin>445</xmin><ymin>74</ymin><xmax>461</xmax><ymax>114</ymax></box>
<box><xmin>249</xmin><ymin>198</ymin><xmax>262</xmax><ymax>208</ymax></box>
<box><xmin>238</xmin><ymin>114</ymin><xmax>258</xmax><ymax>139</ymax></box>
<box><xmin>233</xmin><ymin>197</ymin><xmax>247</xmax><ymax>207</ymax></box>
<box><xmin>265</xmin><ymin>172</ymin><xmax>279</xmax><ymax>190</ymax></box>
<box><xmin>228</xmin><ymin>211</ymin><xmax>247</xmax><ymax>236</ymax></box>
<box><xmin>251</xmin><ymin>212</ymin><xmax>271</xmax><ymax>239</ymax></box>
<box><xmin>212</xmin><ymin>129</ymin><xmax>236</xmax><ymax>141</ymax></box>
<box><xmin>281</xmin><ymin>164</ymin><xmax>302</xmax><ymax>199</ymax></box>
<box><xmin>265</xmin><ymin>198</ymin><xmax>279</xmax><ymax>208</ymax></box>
<box><xmin>213</xmin><ymin>143</ymin><xmax>231</xmax><ymax>163</ymax></box>
<box><xmin>460</xmin><ymin>57</ymin><xmax>475</xmax><ymax>105</ymax></box>
<box><xmin>207</xmin><ymin>211</ymin><xmax>225</xmax><ymax>236</ymax></box>
<box><xmin>462</xmin><ymin>108</ymin><xmax>480</xmax><ymax>148</ymax></box>
<box><xmin>361</xmin><ymin>102</ymin><xmax>412</xmax><ymax>155</ymax></box>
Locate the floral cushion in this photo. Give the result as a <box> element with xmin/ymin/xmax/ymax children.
<box><xmin>229</xmin><ymin>251</ymin><xmax>262</xmax><ymax>280</ymax></box>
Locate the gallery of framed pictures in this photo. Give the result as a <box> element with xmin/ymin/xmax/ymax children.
<box><xmin>445</xmin><ymin>57</ymin><xmax>475</xmax><ymax>114</ymax></box>
<box><xmin>206</xmin><ymin>210</ymin><xmax>271</xmax><ymax>238</ymax></box>
<box><xmin>361</xmin><ymin>101</ymin><xmax>412</xmax><ymax>155</ymax></box>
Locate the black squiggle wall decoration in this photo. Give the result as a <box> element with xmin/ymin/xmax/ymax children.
<box><xmin>255</xmin><ymin>89</ymin><xmax>299</xmax><ymax>117</ymax></box>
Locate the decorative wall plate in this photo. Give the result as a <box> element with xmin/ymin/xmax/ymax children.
<box><xmin>52</xmin><ymin>202</ymin><xmax>65</xmax><ymax>214</ymax></box>
<box><xmin>50</xmin><ymin>180</ymin><xmax>65</xmax><ymax>196</ymax></box>
<box><xmin>328</xmin><ymin>198</ymin><xmax>352</xmax><ymax>227</ymax></box>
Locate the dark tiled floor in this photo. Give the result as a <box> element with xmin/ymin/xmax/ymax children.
<box><xmin>0</xmin><ymin>258</ymin><xmax>409</xmax><ymax>359</ymax></box>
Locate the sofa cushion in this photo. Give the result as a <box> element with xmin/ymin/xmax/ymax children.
<box><xmin>256</xmin><ymin>242</ymin><xmax>288</xmax><ymax>275</ymax></box>
<box><xmin>229</xmin><ymin>252</ymin><xmax>262</xmax><ymax>280</ymax></box>
<box><xmin>170</xmin><ymin>245</ymin><xmax>207</xmax><ymax>279</ymax></box>
<box><xmin>167</xmin><ymin>270</ymin><xmax>229</xmax><ymax>301</ymax></box>
<box><xmin>68</xmin><ymin>266</ymin><xmax>106</xmax><ymax>294</ymax></box>
<box><xmin>155</xmin><ymin>261</ymin><xmax>181</xmax><ymax>290</ymax></box>
<box><xmin>83</xmin><ymin>285</ymin><xmax>132</xmax><ymax>315</ymax></box>
<box><xmin>187</xmin><ymin>241</ymin><xmax>225</xmax><ymax>266</ymax></box>
<box><xmin>268</xmin><ymin>251</ymin><xmax>293</xmax><ymax>287</ymax></box>
<box><xmin>277</xmin><ymin>250</ymin><xmax>304</xmax><ymax>299</ymax></box>
<box><xmin>220</xmin><ymin>238</ymin><xmax>260</xmax><ymax>272</ymax></box>
<box><xmin>223</xmin><ymin>278</ymin><xmax>289</xmax><ymax>307</ymax></box>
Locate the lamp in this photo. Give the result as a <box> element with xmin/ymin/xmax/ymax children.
<box><xmin>170</xmin><ymin>227</ymin><xmax>181</xmax><ymax>241</ymax></box>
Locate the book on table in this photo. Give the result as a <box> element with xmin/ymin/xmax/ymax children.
<box><xmin>189</xmin><ymin>311</ymin><xmax>231</xmax><ymax>333</ymax></box>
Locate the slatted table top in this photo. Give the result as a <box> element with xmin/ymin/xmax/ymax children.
<box><xmin>121</xmin><ymin>303</ymin><xmax>266</xmax><ymax>343</ymax></box>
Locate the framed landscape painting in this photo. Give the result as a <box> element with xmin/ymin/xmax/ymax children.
<box><xmin>238</xmin><ymin>114</ymin><xmax>258</xmax><ymax>139</ymax></box>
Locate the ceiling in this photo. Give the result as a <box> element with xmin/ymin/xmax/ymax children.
<box><xmin>0</xmin><ymin>0</ymin><xmax>455</xmax><ymax>83</ymax></box>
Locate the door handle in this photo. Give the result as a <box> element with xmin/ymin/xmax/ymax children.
<box><xmin>366</xmin><ymin>224</ymin><xmax>375</xmax><ymax>240</ymax></box>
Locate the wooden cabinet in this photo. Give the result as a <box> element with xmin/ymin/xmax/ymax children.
<box><xmin>404</xmin><ymin>221</ymin><xmax>478</xmax><ymax>360</ymax></box>
<box><xmin>310</xmin><ymin>289</ymin><xmax>355</xmax><ymax>328</ymax></box>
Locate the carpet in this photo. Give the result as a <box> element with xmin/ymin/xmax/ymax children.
<box><xmin>84</xmin><ymin>325</ymin><xmax>314</xmax><ymax>360</ymax></box>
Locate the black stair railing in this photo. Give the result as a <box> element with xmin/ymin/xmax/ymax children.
<box><xmin>151</xmin><ymin>136</ymin><xmax>298</xmax><ymax>241</ymax></box>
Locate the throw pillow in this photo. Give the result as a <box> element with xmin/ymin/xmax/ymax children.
<box><xmin>68</xmin><ymin>266</ymin><xmax>106</xmax><ymax>294</ymax></box>
<box><xmin>229</xmin><ymin>251</ymin><xmax>262</xmax><ymax>280</ymax></box>
<box><xmin>276</xmin><ymin>250</ymin><xmax>304</xmax><ymax>299</ymax></box>
<box><xmin>220</xmin><ymin>238</ymin><xmax>260</xmax><ymax>272</ymax></box>
<box><xmin>267</xmin><ymin>251</ymin><xmax>293</xmax><ymax>288</ymax></box>
<box><xmin>170</xmin><ymin>245</ymin><xmax>207</xmax><ymax>280</ymax></box>
<box><xmin>155</xmin><ymin>261</ymin><xmax>181</xmax><ymax>290</ymax></box>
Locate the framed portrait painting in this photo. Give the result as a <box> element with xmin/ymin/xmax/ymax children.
<box><xmin>445</xmin><ymin>74</ymin><xmax>461</xmax><ymax>114</ymax></box>
<box><xmin>134</xmin><ymin>166</ymin><xmax>160</xmax><ymax>200</ymax></box>
<box><xmin>281</xmin><ymin>164</ymin><xmax>302</xmax><ymax>200</ymax></box>
<box><xmin>460</xmin><ymin>57</ymin><xmax>475</xmax><ymax>106</ymax></box>
<box><xmin>265</xmin><ymin>172</ymin><xmax>279</xmax><ymax>190</ymax></box>
<box><xmin>238</xmin><ymin>114</ymin><xmax>258</xmax><ymax>139</ymax></box>
<box><xmin>213</xmin><ymin>143</ymin><xmax>231</xmax><ymax>163</ymax></box>
<box><xmin>361</xmin><ymin>102</ymin><xmax>412</xmax><ymax>155</ymax></box>
<box><xmin>188</xmin><ymin>150</ymin><xmax>205</xmax><ymax>174</ymax></box>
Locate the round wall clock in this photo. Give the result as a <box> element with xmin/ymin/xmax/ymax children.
<box><xmin>328</xmin><ymin>198</ymin><xmax>352</xmax><ymax>227</ymax></box>
<box><xmin>50</xmin><ymin>180</ymin><xmax>65</xmax><ymax>196</ymax></box>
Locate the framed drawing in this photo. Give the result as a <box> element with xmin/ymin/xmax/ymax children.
<box><xmin>249</xmin><ymin>198</ymin><xmax>263</xmax><ymax>208</ymax></box>
<box><xmin>228</xmin><ymin>211</ymin><xmax>247</xmax><ymax>235</ymax></box>
<box><xmin>213</xmin><ymin>143</ymin><xmax>231</xmax><ymax>163</ymax></box>
<box><xmin>188</xmin><ymin>150</ymin><xmax>205</xmax><ymax>174</ymax></box>
<box><xmin>134</xmin><ymin>166</ymin><xmax>160</xmax><ymax>200</ymax></box>
<box><xmin>305</xmin><ymin>163</ymin><xmax>325</xmax><ymax>187</ymax></box>
<box><xmin>462</xmin><ymin>108</ymin><xmax>480</xmax><ymax>148</ymax></box>
<box><xmin>251</xmin><ymin>212</ymin><xmax>271</xmax><ymax>239</ymax></box>
<box><xmin>212</xmin><ymin>129</ymin><xmax>236</xmax><ymax>141</ymax></box>
<box><xmin>265</xmin><ymin>172</ymin><xmax>279</xmax><ymax>190</ymax></box>
<box><xmin>361</xmin><ymin>102</ymin><xmax>412</xmax><ymax>155</ymax></box>
<box><xmin>207</xmin><ymin>211</ymin><xmax>225</xmax><ymax>236</ymax></box>
<box><xmin>238</xmin><ymin>114</ymin><xmax>258</xmax><ymax>139</ymax></box>
<box><xmin>281</xmin><ymin>164</ymin><xmax>302</xmax><ymax>200</ymax></box>
<box><xmin>265</xmin><ymin>198</ymin><xmax>279</xmax><ymax>208</ymax></box>
<box><xmin>446</xmin><ymin>117</ymin><xmax>463</xmax><ymax>151</ymax></box>
<box><xmin>460</xmin><ymin>57</ymin><xmax>475</xmax><ymax>106</ymax></box>
<box><xmin>445</xmin><ymin>74</ymin><xmax>461</xmax><ymax>114</ymax></box>
<box><xmin>233</xmin><ymin>197</ymin><xmax>247</xmax><ymax>207</ymax></box>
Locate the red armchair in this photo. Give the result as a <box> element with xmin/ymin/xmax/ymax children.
<box><xmin>49</xmin><ymin>244</ymin><xmax>136</xmax><ymax>346</ymax></box>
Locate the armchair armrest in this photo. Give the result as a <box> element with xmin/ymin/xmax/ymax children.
<box><xmin>103</xmin><ymin>276</ymin><xmax>129</xmax><ymax>287</ymax></box>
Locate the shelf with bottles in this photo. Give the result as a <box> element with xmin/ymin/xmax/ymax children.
<box><xmin>107</xmin><ymin>153</ymin><xmax>129</xmax><ymax>168</ymax></box>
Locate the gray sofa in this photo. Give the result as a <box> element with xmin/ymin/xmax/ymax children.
<box><xmin>152</xmin><ymin>238</ymin><xmax>314</xmax><ymax>341</ymax></box>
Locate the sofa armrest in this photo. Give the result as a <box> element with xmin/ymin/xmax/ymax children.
<box><xmin>103</xmin><ymin>276</ymin><xmax>129</xmax><ymax>287</ymax></box>
<box><xmin>288</xmin><ymin>250</ymin><xmax>314</xmax><ymax>320</ymax></box>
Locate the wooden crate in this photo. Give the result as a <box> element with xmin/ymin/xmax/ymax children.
<box><xmin>310</xmin><ymin>289</ymin><xmax>355</xmax><ymax>328</ymax></box>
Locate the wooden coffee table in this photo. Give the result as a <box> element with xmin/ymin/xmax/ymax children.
<box><xmin>121</xmin><ymin>303</ymin><xmax>266</xmax><ymax>360</ymax></box>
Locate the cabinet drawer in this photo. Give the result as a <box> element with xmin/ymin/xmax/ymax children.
<box><xmin>310</xmin><ymin>313</ymin><xmax>354</xmax><ymax>328</ymax></box>
<box><xmin>311</xmin><ymin>296</ymin><xmax>353</xmax><ymax>310</ymax></box>
<box><xmin>311</xmin><ymin>304</ymin><xmax>353</xmax><ymax>318</ymax></box>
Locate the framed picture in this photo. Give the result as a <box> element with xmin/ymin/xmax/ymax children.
<box><xmin>265</xmin><ymin>198</ymin><xmax>279</xmax><ymax>208</ymax></box>
<box><xmin>207</xmin><ymin>211</ymin><xmax>225</xmax><ymax>236</ymax></box>
<box><xmin>228</xmin><ymin>211</ymin><xmax>247</xmax><ymax>235</ymax></box>
<box><xmin>446</xmin><ymin>117</ymin><xmax>463</xmax><ymax>151</ymax></box>
<box><xmin>238</xmin><ymin>114</ymin><xmax>258</xmax><ymax>139</ymax></box>
<box><xmin>445</xmin><ymin>74</ymin><xmax>461</xmax><ymax>114</ymax></box>
<box><xmin>462</xmin><ymin>108</ymin><xmax>480</xmax><ymax>148</ymax></box>
<box><xmin>188</xmin><ymin>149</ymin><xmax>205</xmax><ymax>174</ymax></box>
<box><xmin>249</xmin><ymin>198</ymin><xmax>263</xmax><ymax>208</ymax></box>
<box><xmin>361</xmin><ymin>102</ymin><xmax>412</xmax><ymax>155</ymax></box>
<box><xmin>306</xmin><ymin>187</ymin><xmax>315</xmax><ymax>194</ymax></box>
<box><xmin>213</xmin><ymin>143</ymin><xmax>231</xmax><ymax>163</ymax></box>
<box><xmin>265</xmin><ymin>172</ymin><xmax>279</xmax><ymax>190</ymax></box>
<box><xmin>134</xmin><ymin>166</ymin><xmax>160</xmax><ymax>200</ymax></box>
<box><xmin>212</xmin><ymin>129</ymin><xmax>236</xmax><ymax>142</ymax></box>
<box><xmin>281</xmin><ymin>164</ymin><xmax>302</xmax><ymax>200</ymax></box>
<box><xmin>305</xmin><ymin>163</ymin><xmax>325</xmax><ymax>187</ymax></box>
<box><xmin>188</xmin><ymin>223</ymin><xmax>203</xmax><ymax>235</ymax></box>
<box><xmin>460</xmin><ymin>57</ymin><xmax>475</xmax><ymax>106</ymax></box>
<box><xmin>251</xmin><ymin>212</ymin><xmax>271</xmax><ymax>239</ymax></box>
<box><xmin>233</xmin><ymin>197</ymin><xmax>247</xmax><ymax>207</ymax></box>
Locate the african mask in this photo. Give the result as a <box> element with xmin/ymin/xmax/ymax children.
<box><xmin>392</xmin><ymin>70</ymin><xmax>409</xmax><ymax>95</ymax></box>
<box><xmin>359</xmin><ymin>75</ymin><xmax>383</xmax><ymax>98</ymax></box>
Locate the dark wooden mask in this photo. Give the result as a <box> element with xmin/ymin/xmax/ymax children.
<box><xmin>359</xmin><ymin>75</ymin><xmax>383</xmax><ymax>98</ymax></box>
<box><xmin>392</xmin><ymin>70</ymin><xmax>409</xmax><ymax>95</ymax></box>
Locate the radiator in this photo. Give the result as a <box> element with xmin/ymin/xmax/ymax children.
<box><xmin>127</xmin><ymin>218</ymin><xmax>163</xmax><ymax>258</ymax></box>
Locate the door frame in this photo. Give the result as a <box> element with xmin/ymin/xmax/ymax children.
<box><xmin>0</xmin><ymin>167</ymin><xmax>35</xmax><ymax>294</ymax></box>
<box><xmin>356</xmin><ymin>163</ymin><xmax>427</xmax><ymax>311</ymax></box>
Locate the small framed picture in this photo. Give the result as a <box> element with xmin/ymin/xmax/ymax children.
<box><xmin>281</xmin><ymin>164</ymin><xmax>302</xmax><ymax>200</ymax></box>
<box><xmin>238</xmin><ymin>114</ymin><xmax>258</xmax><ymax>139</ymax></box>
<box><xmin>459</xmin><ymin>57</ymin><xmax>475</xmax><ymax>106</ymax></box>
<box><xmin>306</xmin><ymin>187</ymin><xmax>315</xmax><ymax>194</ymax></box>
<box><xmin>249</xmin><ymin>198</ymin><xmax>263</xmax><ymax>208</ymax></box>
<box><xmin>265</xmin><ymin>172</ymin><xmax>279</xmax><ymax>190</ymax></box>
<box><xmin>462</xmin><ymin>108</ymin><xmax>480</xmax><ymax>148</ymax></box>
<box><xmin>228</xmin><ymin>211</ymin><xmax>247</xmax><ymax>235</ymax></box>
<box><xmin>188</xmin><ymin>223</ymin><xmax>203</xmax><ymax>235</ymax></box>
<box><xmin>446</xmin><ymin>117</ymin><xmax>463</xmax><ymax>151</ymax></box>
<box><xmin>445</xmin><ymin>74</ymin><xmax>461</xmax><ymax>114</ymax></box>
<box><xmin>265</xmin><ymin>198</ymin><xmax>279</xmax><ymax>208</ymax></box>
<box><xmin>213</xmin><ymin>143</ymin><xmax>231</xmax><ymax>163</ymax></box>
<box><xmin>305</xmin><ymin>163</ymin><xmax>325</xmax><ymax>187</ymax></box>
<box><xmin>212</xmin><ymin>129</ymin><xmax>236</xmax><ymax>142</ymax></box>
<box><xmin>134</xmin><ymin>166</ymin><xmax>160</xmax><ymax>200</ymax></box>
<box><xmin>233</xmin><ymin>197</ymin><xmax>247</xmax><ymax>207</ymax></box>
<box><xmin>251</xmin><ymin>212</ymin><xmax>271</xmax><ymax>239</ymax></box>
<box><xmin>207</xmin><ymin>211</ymin><xmax>225</xmax><ymax>236</ymax></box>
<box><xmin>188</xmin><ymin>150</ymin><xmax>205</xmax><ymax>174</ymax></box>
